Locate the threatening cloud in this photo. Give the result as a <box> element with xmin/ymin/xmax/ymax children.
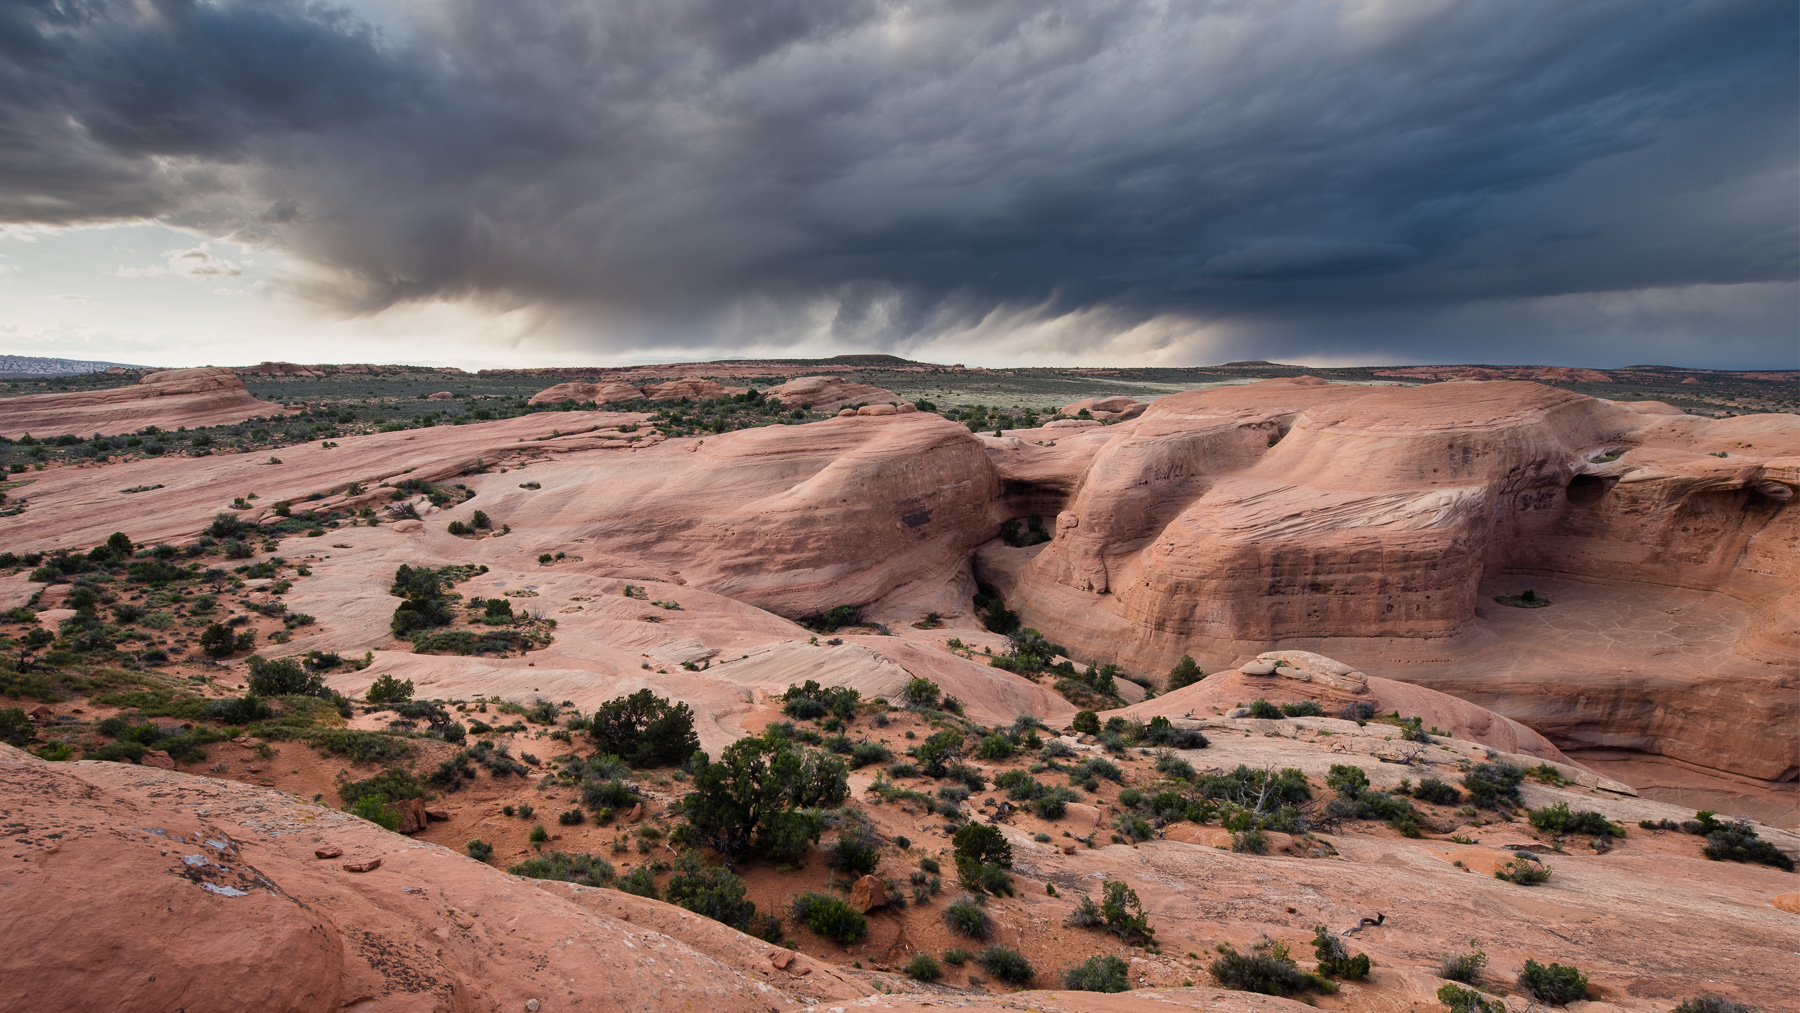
<box><xmin>0</xmin><ymin>0</ymin><xmax>1793</xmax><ymax>365</ymax></box>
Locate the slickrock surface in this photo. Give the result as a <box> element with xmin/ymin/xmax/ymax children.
<box><xmin>763</xmin><ymin>375</ymin><xmax>902</xmax><ymax>412</ymax></box>
<box><xmin>0</xmin><ymin>377</ymin><xmax>1792</xmax><ymax>805</ymax></box>
<box><xmin>981</xmin><ymin>379</ymin><xmax>1799</xmax><ymax>790</ymax></box>
<box><xmin>0</xmin><ymin>367</ymin><xmax>292</xmax><ymax>438</ymax></box>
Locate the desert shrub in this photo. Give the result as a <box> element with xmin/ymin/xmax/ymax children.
<box><xmin>1494</xmin><ymin>855</ymin><xmax>1551</xmax><ymax>884</ymax></box>
<box><xmin>348</xmin><ymin>796</ymin><xmax>402</xmax><ymax>831</ymax></box>
<box><xmin>590</xmin><ymin>689</ymin><xmax>700</xmax><ymax>768</ymax></box>
<box><xmin>1071</xmin><ymin>709</ymin><xmax>1100</xmax><ymax>735</ymax></box>
<box><xmin>782</xmin><ymin>679</ymin><xmax>860</xmax><ymax>722</ymax></box>
<box><xmin>247</xmin><ymin>656</ymin><xmax>324</xmax><ymax>696</ymax></box>
<box><xmin>913</xmin><ymin>728</ymin><xmax>965</xmax><ymax>777</ymax></box>
<box><xmin>1312</xmin><ymin>925</ymin><xmax>1370</xmax><ymax>979</ymax></box>
<box><xmin>1462</xmin><ymin>761</ymin><xmax>1525</xmax><ymax>808</ymax></box>
<box><xmin>527</xmin><ymin>823</ymin><xmax>548</xmax><ymax>843</ymax></box>
<box><xmin>466</xmin><ymin>839</ymin><xmax>493</xmax><ymax>862</ymax></box>
<box><xmin>1073</xmin><ymin>756</ymin><xmax>1123</xmax><ymax>782</ymax></box>
<box><xmin>1033</xmin><ymin>786</ymin><xmax>1079</xmax><ymax>820</ymax></box>
<box><xmin>664</xmin><ymin>852</ymin><xmax>761</xmax><ymax>932</ymax></box>
<box><xmin>682</xmin><ymin>733</ymin><xmax>848</xmax><ymax>861</ymax></box>
<box><xmin>1140</xmin><ymin>714</ymin><xmax>1207</xmax><ymax>749</ymax></box>
<box><xmin>1517</xmin><ymin>959</ymin><xmax>1588</xmax><ymax>1004</ymax></box>
<box><xmin>1673</xmin><ymin>998</ymin><xmax>1755</xmax><ymax>1013</ymax></box>
<box><xmin>364</xmin><ymin>674</ymin><xmax>413</xmax><ymax>704</ymax></box>
<box><xmin>848</xmin><ymin>739</ymin><xmax>891</xmax><ymax>768</ymax></box>
<box><xmin>558</xmin><ymin>808</ymin><xmax>585</xmax><ymax>825</ymax></box>
<box><xmin>1210</xmin><ymin>940</ymin><xmax>1331</xmax><ymax>997</ymax></box>
<box><xmin>1233</xmin><ymin>829</ymin><xmax>1269</xmax><ymax>854</ymax></box>
<box><xmin>944</xmin><ymin>895</ymin><xmax>992</xmax><ymax>938</ymax></box>
<box><xmin>615</xmin><ymin>865</ymin><xmax>658</xmax><ymax>898</ymax></box>
<box><xmin>1248</xmin><ymin>699</ymin><xmax>1284</xmax><ymax>719</ymax></box>
<box><xmin>829</xmin><ymin>825</ymin><xmax>881</xmax><ymax>875</ymax></box>
<box><xmin>1438</xmin><ymin>983</ymin><xmax>1508</xmax><ymax>1013</ymax></box>
<box><xmin>977</xmin><ymin>946</ymin><xmax>1034</xmax><ymax>985</ymax></box>
<box><xmin>1281</xmin><ymin>700</ymin><xmax>1324</xmax><ymax>717</ymax></box>
<box><xmin>1529</xmin><ymin>801</ymin><xmax>1625</xmax><ymax>840</ymax></box>
<box><xmin>886</xmin><ymin>760</ymin><xmax>920</xmax><ymax>779</ymax></box>
<box><xmin>943</xmin><ymin>947</ymin><xmax>972</xmax><ymax>966</ymax></box>
<box><xmin>906</xmin><ymin>952</ymin><xmax>943</xmax><ymax>982</ymax></box>
<box><xmin>1701</xmin><ymin>819</ymin><xmax>1795</xmax><ymax>871</ymax></box>
<box><xmin>1415</xmin><ymin>777</ymin><xmax>1462</xmax><ymax>805</ymax></box>
<box><xmin>1440</xmin><ymin>948</ymin><xmax>1488</xmax><ymax>984</ymax></box>
<box><xmin>1166</xmin><ymin>655</ymin><xmax>1203</xmax><ymax>692</ymax></box>
<box><xmin>975</xmin><ymin>732</ymin><xmax>1015</xmax><ymax>760</ymax></box>
<box><xmin>337</xmin><ymin>766</ymin><xmax>426</xmax><ymax>810</ymax></box>
<box><xmin>1098</xmin><ymin>879</ymin><xmax>1155</xmax><ymax>944</ymax></box>
<box><xmin>0</xmin><ymin>707</ymin><xmax>32</xmax><ymax>747</ymax></box>
<box><xmin>1337</xmin><ymin>701</ymin><xmax>1375</xmax><ymax>723</ymax></box>
<box><xmin>953</xmin><ymin>823</ymin><xmax>1014</xmax><ymax>895</ymax></box>
<box><xmin>507</xmin><ymin>851</ymin><xmax>615</xmax><ymax>887</ymax></box>
<box><xmin>791</xmin><ymin>891</ymin><xmax>866</xmax><ymax>943</ymax></box>
<box><xmin>1325</xmin><ymin>764</ymin><xmax>1370</xmax><ymax>798</ymax></box>
<box><xmin>903</xmin><ymin>677</ymin><xmax>941</xmax><ymax>708</ymax></box>
<box><xmin>1115</xmin><ymin>812</ymin><xmax>1153</xmax><ymax>843</ymax></box>
<box><xmin>1062</xmin><ymin>953</ymin><xmax>1130</xmax><ymax>992</ymax></box>
<box><xmin>1155</xmin><ymin>750</ymin><xmax>1197</xmax><ymax>780</ymax></box>
<box><xmin>198</xmin><ymin>623</ymin><xmax>235</xmax><ymax>658</ymax></box>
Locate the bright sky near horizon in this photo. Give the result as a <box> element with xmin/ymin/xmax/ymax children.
<box><xmin>1</xmin><ymin>0</ymin><xmax>1794</xmax><ymax>371</ymax></box>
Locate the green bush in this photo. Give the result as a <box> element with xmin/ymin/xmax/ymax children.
<box><xmin>1701</xmin><ymin>819</ymin><xmax>1795</xmax><ymax>872</ymax></box>
<box><xmin>903</xmin><ymin>677</ymin><xmax>941</xmax><ymax>708</ymax></box>
<box><xmin>829</xmin><ymin>826</ymin><xmax>880</xmax><ymax>875</ymax></box>
<box><xmin>1494</xmin><ymin>855</ymin><xmax>1552</xmax><ymax>885</ymax></box>
<box><xmin>349</xmin><ymin>796</ymin><xmax>401</xmax><ymax>831</ymax></box>
<box><xmin>1415</xmin><ymin>777</ymin><xmax>1462</xmax><ymax>805</ymax></box>
<box><xmin>664</xmin><ymin>852</ymin><xmax>760</xmax><ymax>931</ymax></box>
<box><xmin>977</xmin><ymin>946</ymin><xmax>1034</xmax><ymax>985</ymax></box>
<box><xmin>1462</xmin><ymin>761</ymin><xmax>1525</xmax><ymax>808</ymax></box>
<box><xmin>1312</xmin><ymin>925</ymin><xmax>1370</xmax><ymax>979</ymax></box>
<box><xmin>791</xmin><ymin>891</ymin><xmax>867</xmax><ymax>943</ymax></box>
<box><xmin>466</xmin><ymin>839</ymin><xmax>493</xmax><ymax>862</ymax></box>
<box><xmin>590</xmin><ymin>689</ymin><xmax>700</xmax><ymax>768</ymax></box>
<box><xmin>1071</xmin><ymin>709</ymin><xmax>1099</xmax><ymax>735</ymax></box>
<box><xmin>1248</xmin><ymin>699</ymin><xmax>1284</xmax><ymax>719</ymax></box>
<box><xmin>1325</xmin><ymin>764</ymin><xmax>1369</xmax><ymax>798</ymax></box>
<box><xmin>1063</xmin><ymin>953</ymin><xmax>1130</xmax><ymax>992</ymax></box>
<box><xmin>953</xmin><ymin>823</ymin><xmax>1014</xmax><ymax>895</ymax></box>
<box><xmin>1166</xmin><ymin>655</ymin><xmax>1203</xmax><ymax>692</ymax></box>
<box><xmin>1210</xmin><ymin>940</ymin><xmax>1331</xmax><ymax>997</ymax></box>
<box><xmin>682</xmin><ymin>733</ymin><xmax>847</xmax><ymax>861</ymax></box>
<box><xmin>246</xmin><ymin>656</ymin><xmax>324</xmax><ymax>696</ymax></box>
<box><xmin>617</xmin><ymin>865</ymin><xmax>658</xmax><ymax>898</ymax></box>
<box><xmin>1517</xmin><ymin>959</ymin><xmax>1588</xmax><ymax>1004</ymax></box>
<box><xmin>199</xmin><ymin>623</ymin><xmax>235</xmax><ymax>658</ymax></box>
<box><xmin>365</xmin><ymin>674</ymin><xmax>414</xmax><ymax>704</ymax></box>
<box><xmin>906</xmin><ymin>952</ymin><xmax>943</xmax><ymax>982</ymax></box>
<box><xmin>1439</xmin><ymin>948</ymin><xmax>1487</xmax><ymax>984</ymax></box>
<box><xmin>944</xmin><ymin>895</ymin><xmax>992</xmax><ymax>938</ymax></box>
<box><xmin>1438</xmin><ymin>983</ymin><xmax>1507</xmax><ymax>1013</ymax></box>
<box><xmin>1098</xmin><ymin>879</ymin><xmax>1154</xmax><ymax>944</ymax></box>
<box><xmin>337</xmin><ymin>766</ymin><xmax>425</xmax><ymax>810</ymax></box>
<box><xmin>1280</xmin><ymin>700</ymin><xmax>1324</xmax><ymax>717</ymax></box>
<box><xmin>975</xmin><ymin>732</ymin><xmax>1014</xmax><ymax>760</ymax></box>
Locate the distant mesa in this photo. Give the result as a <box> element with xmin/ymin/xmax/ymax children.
<box><xmin>0</xmin><ymin>354</ymin><xmax>153</xmax><ymax>378</ymax></box>
<box><xmin>0</xmin><ymin>366</ymin><xmax>292</xmax><ymax>439</ymax></box>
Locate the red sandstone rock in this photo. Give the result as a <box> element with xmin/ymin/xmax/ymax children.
<box><xmin>341</xmin><ymin>857</ymin><xmax>382</xmax><ymax>873</ymax></box>
<box><xmin>0</xmin><ymin>367</ymin><xmax>293</xmax><ymax>438</ymax></box>
<box><xmin>314</xmin><ymin>846</ymin><xmax>343</xmax><ymax>859</ymax></box>
<box><xmin>527</xmin><ymin>380</ymin><xmax>645</xmax><ymax>405</ymax></box>
<box><xmin>848</xmin><ymin>874</ymin><xmax>886</xmax><ymax>912</ymax></box>
<box><xmin>140</xmin><ymin>749</ymin><xmax>175</xmax><ymax>769</ymax></box>
<box><xmin>763</xmin><ymin>375</ymin><xmax>901</xmax><ymax>412</ymax></box>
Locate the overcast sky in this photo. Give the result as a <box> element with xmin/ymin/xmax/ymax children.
<box><xmin>1</xmin><ymin>0</ymin><xmax>1793</xmax><ymax>369</ymax></box>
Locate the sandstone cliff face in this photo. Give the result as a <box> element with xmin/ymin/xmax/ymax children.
<box><xmin>981</xmin><ymin>380</ymin><xmax>1799</xmax><ymax>784</ymax></box>
<box><xmin>0</xmin><ymin>367</ymin><xmax>291</xmax><ymax>438</ymax></box>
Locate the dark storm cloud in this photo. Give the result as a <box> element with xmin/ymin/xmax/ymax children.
<box><xmin>1</xmin><ymin>0</ymin><xmax>1794</xmax><ymax>365</ymax></box>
